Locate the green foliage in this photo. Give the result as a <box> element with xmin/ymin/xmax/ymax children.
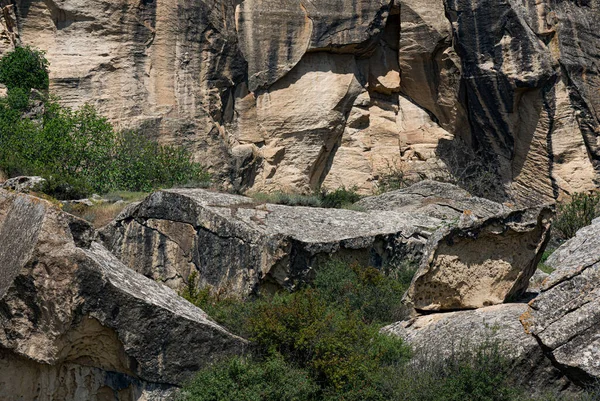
<box><xmin>0</xmin><ymin>46</ymin><xmax>49</xmax><ymax>91</ymax></box>
<box><xmin>312</xmin><ymin>260</ymin><xmax>413</xmax><ymax>324</ymax></box>
<box><xmin>180</xmin><ymin>260</ymin><xmax>600</xmax><ymax>401</ymax></box>
<box><xmin>320</xmin><ymin>187</ymin><xmax>362</xmax><ymax>209</ymax></box>
<box><xmin>0</xmin><ymin>59</ymin><xmax>209</xmax><ymax>199</ymax></box>
<box><xmin>386</xmin><ymin>343</ymin><xmax>522</xmax><ymax>401</ymax></box>
<box><xmin>537</xmin><ymin>250</ymin><xmax>555</xmax><ymax>275</ymax></box>
<box><xmin>554</xmin><ymin>192</ymin><xmax>600</xmax><ymax>240</ymax></box>
<box><xmin>176</xmin><ymin>355</ymin><xmax>320</xmax><ymax>401</ymax></box>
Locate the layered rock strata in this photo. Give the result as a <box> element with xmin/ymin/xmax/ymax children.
<box><xmin>100</xmin><ymin>187</ymin><xmax>442</xmax><ymax>295</ymax></box>
<box><xmin>6</xmin><ymin>0</ymin><xmax>598</xmax><ymax>199</ymax></box>
<box><xmin>0</xmin><ymin>190</ymin><xmax>245</xmax><ymax>400</ymax></box>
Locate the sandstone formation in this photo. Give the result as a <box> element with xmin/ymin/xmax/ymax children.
<box><xmin>100</xmin><ymin>187</ymin><xmax>443</xmax><ymax>295</ymax></box>
<box><xmin>0</xmin><ymin>190</ymin><xmax>245</xmax><ymax>400</ymax></box>
<box><xmin>101</xmin><ymin>182</ymin><xmax>551</xmax><ymax>302</ymax></box>
<box><xmin>3</xmin><ymin>0</ymin><xmax>597</xmax><ymax>199</ymax></box>
<box><xmin>404</xmin><ymin>205</ymin><xmax>552</xmax><ymax>311</ymax></box>
<box><xmin>522</xmin><ymin>218</ymin><xmax>600</xmax><ymax>385</ymax></box>
<box><xmin>356</xmin><ymin>180</ymin><xmax>510</xmax><ymax>220</ymax></box>
<box><xmin>382</xmin><ymin>304</ymin><xmax>567</xmax><ymax>389</ymax></box>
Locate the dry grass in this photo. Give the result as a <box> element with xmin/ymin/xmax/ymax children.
<box><xmin>62</xmin><ymin>191</ymin><xmax>148</xmax><ymax>228</ymax></box>
<box><xmin>63</xmin><ymin>202</ymin><xmax>128</xmax><ymax>228</ymax></box>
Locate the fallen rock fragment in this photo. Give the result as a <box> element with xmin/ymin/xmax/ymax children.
<box><xmin>522</xmin><ymin>218</ymin><xmax>600</xmax><ymax>385</ymax></box>
<box><xmin>101</xmin><ymin>187</ymin><xmax>443</xmax><ymax>295</ymax></box>
<box><xmin>404</xmin><ymin>205</ymin><xmax>553</xmax><ymax>311</ymax></box>
<box><xmin>1</xmin><ymin>175</ymin><xmax>46</xmax><ymax>193</ymax></box>
<box><xmin>382</xmin><ymin>304</ymin><xmax>568</xmax><ymax>390</ymax></box>
<box><xmin>0</xmin><ymin>190</ymin><xmax>245</xmax><ymax>401</ymax></box>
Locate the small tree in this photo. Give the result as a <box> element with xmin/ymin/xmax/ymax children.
<box><xmin>0</xmin><ymin>46</ymin><xmax>50</xmax><ymax>91</ymax></box>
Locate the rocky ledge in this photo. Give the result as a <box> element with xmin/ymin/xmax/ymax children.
<box><xmin>0</xmin><ymin>190</ymin><xmax>245</xmax><ymax>401</ymax></box>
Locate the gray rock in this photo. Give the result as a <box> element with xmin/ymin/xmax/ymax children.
<box><xmin>1</xmin><ymin>176</ymin><xmax>46</xmax><ymax>193</ymax></box>
<box><xmin>356</xmin><ymin>180</ymin><xmax>510</xmax><ymax>221</ymax></box>
<box><xmin>404</xmin><ymin>205</ymin><xmax>553</xmax><ymax>311</ymax></box>
<box><xmin>0</xmin><ymin>190</ymin><xmax>245</xmax><ymax>400</ymax></box>
<box><xmin>382</xmin><ymin>304</ymin><xmax>568</xmax><ymax>391</ymax></box>
<box><xmin>101</xmin><ymin>187</ymin><xmax>443</xmax><ymax>295</ymax></box>
<box><xmin>523</xmin><ymin>218</ymin><xmax>600</xmax><ymax>385</ymax></box>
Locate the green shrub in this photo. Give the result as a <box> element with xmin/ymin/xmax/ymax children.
<box><xmin>320</xmin><ymin>187</ymin><xmax>361</xmax><ymax>209</ymax></box>
<box><xmin>176</xmin><ymin>355</ymin><xmax>320</xmax><ymax>401</ymax></box>
<box><xmin>0</xmin><ymin>46</ymin><xmax>49</xmax><ymax>91</ymax></box>
<box><xmin>554</xmin><ymin>192</ymin><xmax>600</xmax><ymax>240</ymax></box>
<box><xmin>313</xmin><ymin>260</ymin><xmax>413</xmax><ymax>324</ymax></box>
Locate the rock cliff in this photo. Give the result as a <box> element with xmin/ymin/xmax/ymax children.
<box><xmin>4</xmin><ymin>0</ymin><xmax>599</xmax><ymax>199</ymax></box>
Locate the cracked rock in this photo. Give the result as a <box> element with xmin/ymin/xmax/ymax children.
<box><xmin>0</xmin><ymin>190</ymin><xmax>245</xmax><ymax>401</ymax></box>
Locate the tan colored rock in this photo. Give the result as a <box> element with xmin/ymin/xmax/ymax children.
<box><xmin>0</xmin><ymin>190</ymin><xmax>245</xmax><ymax>400</ymax></box>
<box><xmin>246</xmin><ymin>52</ymin><xmax>364</xmax><ymax>193</ymax></box>
<box><xmin>405</xmin><ymin>206</ymin><xmax>553</xmax><ymax>311</ymax></box>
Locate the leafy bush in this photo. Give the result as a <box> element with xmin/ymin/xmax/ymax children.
<box><xmin>0</xmin><ymin>46</ymin><xmax>49</xmax><ymax>91</ymax></box>
<box><xmin>312</xmin><ymin>260</ymin><xmax>413</xmax><ymax>324</ymax></box>
<box><xmin>320</xmin><ymin>187</ymin><xmax>362</xmax><ymax>209</ymax></box>
<box><xmin>180</xmin><ymin>260</ymin><xmax>600</xmax><ymax>400</ymax></box>
<box><xmin>0</xmin><ymin>50</ymin><xmax>209</xmax><ymax>199</ymax></box>
<box><xmin>176</xmin><ymin>355</ymin><xmax>320</xmax><ymax>401</ymax></box>
<box><xmin>554</xmin><ymin>192</ymin><xmax>600</xmax><ymax>240</ymax></box>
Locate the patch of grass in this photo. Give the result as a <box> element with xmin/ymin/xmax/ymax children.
<box><xmin>537</xmin><ymin>250</ymin><xmax>555</xmax><ymax>275</ymax></box>
<box><xmin>554</xmin><ymin>192</ymin><xmax>600</xmax><ymax>240</ymax></box>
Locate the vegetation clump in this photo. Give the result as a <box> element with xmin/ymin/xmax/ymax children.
<box><xmin>0</xmin><ymin>46</ymin><xmax>209</xmax><ymax>199</ymax></box>
<box><xmin>250</xmin><ymin>186</ymin><xmax>363</xmax><ymax>210</ymax></box>
<box><xmin>554</xmin><ymin>191</ymin><xmax>600</xmax><ymax>240</ymax></box>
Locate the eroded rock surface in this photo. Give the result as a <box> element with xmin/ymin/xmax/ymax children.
<box><xmin>101</xmin><ymin>187</ymin><xmax>443</xmax><ymax>295</ymax></box>
<box><xmin>522</xmin><ymin>218</ymin><xmax>600</xmax><ymax>385</ymax></box>
<box><xmin>404</xmin><ymin>206</ymin><xmax>553</xmax><ymax>311</ymax></box>
<box><xmin>383</xmin><ymin>304</ymin><xmax>568</xmax><ymax>390</ymax></box>
<box><xmin>0</xmin><ymin>190</ymin><xmax>245</xmax><ymax>400</ymax></box>
<box><xmin>6</xmin><ymin>0</ymin><xmax>599</xmax><ymax>199</ymax></box>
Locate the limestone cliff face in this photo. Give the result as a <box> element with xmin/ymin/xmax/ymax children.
<box><xmin>6</xmin><ymin>0</ymin><xmax>600</xmax><ymax>200</ymax></box>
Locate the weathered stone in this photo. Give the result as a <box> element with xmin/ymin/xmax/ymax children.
<box><xmin>0</xmin><ymin>190</ymin><xmax>245</xmax><ymax>400</ymax></box>
<box><xmin>235</xmin><ymin>0</ymin><xmax>390</xmax><ymax>91</ymax></box>
<box><xmin>101</xmin><ymin>187</ymin><xmax>444</xmax><ymax>296</ymax></box>
<box><xmin>1</xmin><ymin>175</ymin><xmax>46</xmax><ymax>193</ymax></box>
<box><xmin>356</xmin><ymin>180</ymin><xmax>510</xmax><ymax>220</ymax></box>
<box><xmin>522</xmin><ymin>218</ymin><xmax>600</xmax><ymax>385</ymax></box>
<box><xmin>382</xmin><ymin>304</ymin><xmax>568</xmax><ymax>390</ymax></box>
<box><xmin>404</xmin><ymin>205</ymin><xmax>553</xmax><ymax>311</ymax></box>
<box><xmin>15</xmin><ymin>0</ymin><xmax>246</xmax><ymax>177</ymax></box>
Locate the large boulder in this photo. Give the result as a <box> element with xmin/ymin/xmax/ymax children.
<box><xmin>100</xmin><ymin>187</ymin><xmax>443</xmax><ymax>296</ymax></box>
<box><xmin>403</xmin><ymin>204</ymin><xmax>552</xmax><ymax>311</ymax></box>
<box><xmin>382</xmin><ymin>304</ymin><xmax>569</xmax><ymax>390</ymax></box>
<box><xmin>0</xmin><ymin>190</ymin><xmax>245</xmax><ymax>401</ymax></box>
<box><xmin>101</xmin><ymin>182</ymin><xmax>551</xmax><ymax>303</ymax></box>
<box><xmin>522</xmin><ymin>218</ymin><xmax>600</xmax><ymax>385</ymax></box>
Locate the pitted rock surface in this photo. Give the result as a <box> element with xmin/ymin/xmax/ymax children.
<box><xmin>404</xmin><ymin>205</ymin><xmax>553</xmax><ymax>311</ymax></box>
<box><xmin>0</xmin><ymin>190</ymin><xmax>245</xmax><ymax>401</ymax></box>
<box><xmin>522</xmin><ymin>218</ymin><xmax>600</xmax><ymax>385</ymax></box>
